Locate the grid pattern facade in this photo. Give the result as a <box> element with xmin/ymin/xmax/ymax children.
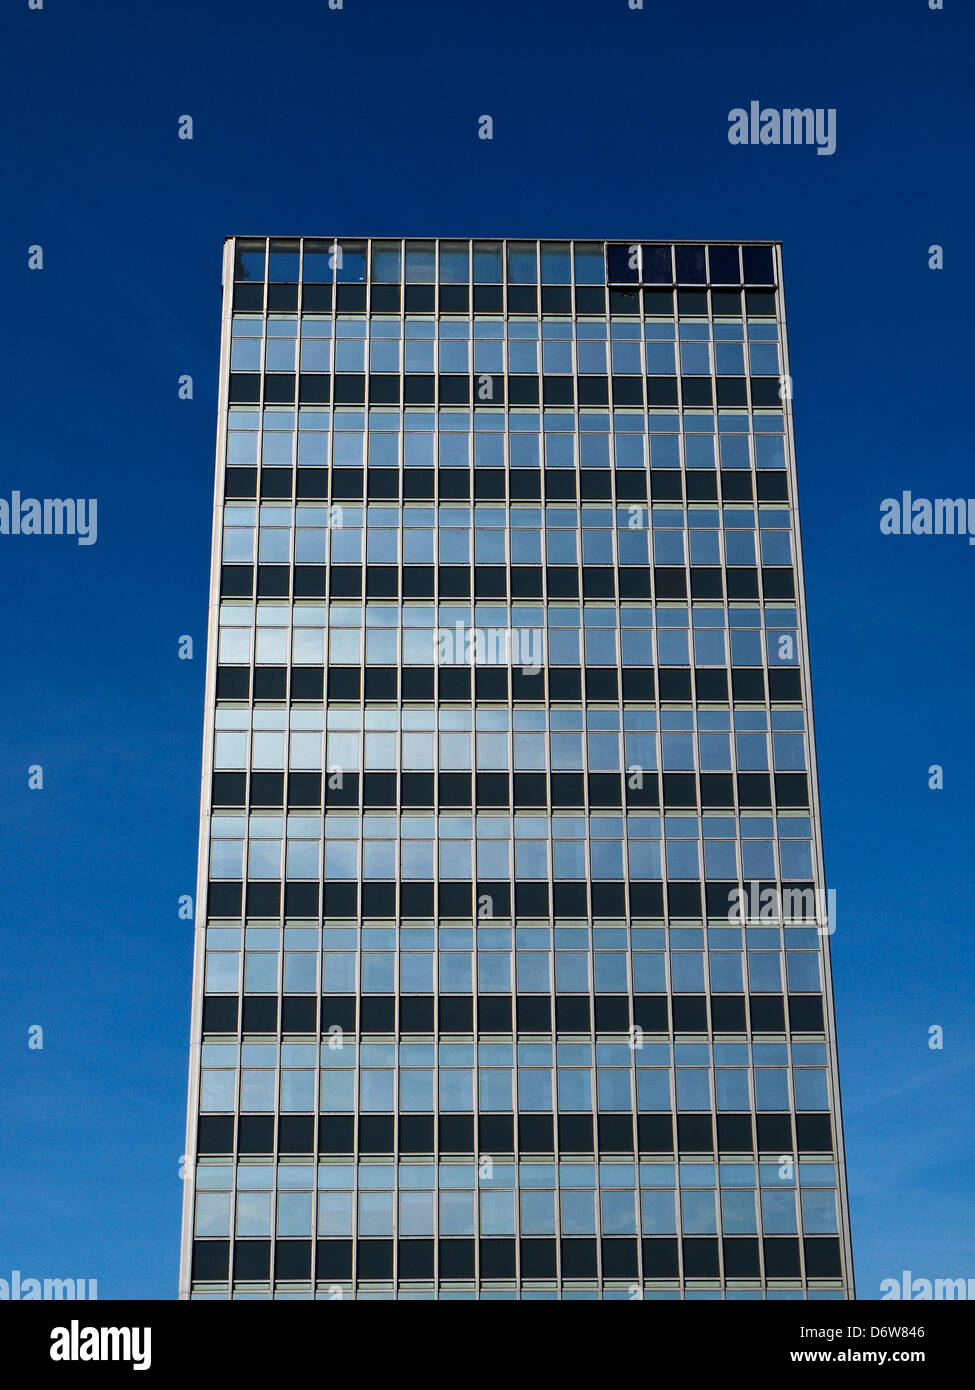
<box><xmin>178</xmin><ymin>236</ymin><xmax>854</xmax><ymax>1300</ymax></box>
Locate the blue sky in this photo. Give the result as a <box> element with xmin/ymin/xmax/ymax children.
<box><xmin>0</xmin><ymin>0</ymin><xmax>971</xmax><ymax>1298</ymax></box>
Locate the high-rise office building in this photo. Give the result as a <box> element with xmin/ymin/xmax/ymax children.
<box><xmin>179</xmin><ymin>237</ymin><xmax>854</xmax><ymax>1300</ymax></box>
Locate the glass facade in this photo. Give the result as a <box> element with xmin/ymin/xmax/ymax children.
<box><xmin>179</xmin><ymin>237</ymin><xmax>854</xmax><ymax>1300</ymax></box>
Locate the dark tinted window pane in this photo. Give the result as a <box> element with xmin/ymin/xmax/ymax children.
<box><xmin>708</xmin><ymin>246</ymin><xmax>741</xmax><ymax>284</ymax></box>
<box><xmin>643</xmin><ymin>289</ymin><xmax>674</xmax><ymax>315</ymax></box>
<box><xmin>641</xmin><ymin>245</ymin><xmax>673</xmax><ymax>283</ymax></box>
<box><xmin>742</xmin><ymin>246</ymin><xmax>776</xmax><ymax>284</ymax></box>
<box><xmin>711</xmin><ymin>290</ymin><xmax>742</xmax><ymax>316</ymax></box>
<box><xmin>606</xmin><ymin>244</ymin><xmax>640</xmax><ymax>284</ymax></box>
<box><xmin>675</xmin><ymin>246</ymin><xmax>707</xmax><ymax>283</ymax></box>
